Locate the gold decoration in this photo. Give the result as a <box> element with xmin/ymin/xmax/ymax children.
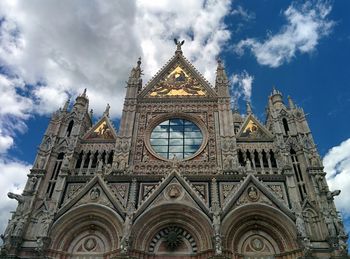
<box><xmin>241</xmin><ymin>119</ymin><xmax>264</xmax><ymax>138</ymax></box>
<box><xmin>149</xmin><ymin>65</ymin><xmax>206</xmax><ymax>97</ymax></box>
<box><xmin>87</xmin><ymin>120</ymin><xmax>114</xmax><ymax>140</ymax></box>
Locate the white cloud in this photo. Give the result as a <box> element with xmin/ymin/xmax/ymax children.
<box><xmin>230</xmin><ymin>70</ymin><xmax>254</xmax><ymax>103</ymax></box>
<box><xmin>234</xmin><ymin>1</ymin><xmax>334</xmax><ymax>67</ymax></box>
<box><xmin>0</xmin><ymin>0</ymin><xmax>234</xmax><ymax>236</ymax></box>
<box><xmin>136</xmin><ymin>0</ymin><xmax>231</xmax><ymax>84</ymax></box>
<box><xmin>0</xmin><ymin>0</ymin><xmax>232</xmax><ymax>118</ymax></box>
<box><xmin>0</xmin><ymin>0</ymin><xmax>232</xmax><ymax>154</ymax></box>
<box><xmin>231</xmin><ymin>5</ymin><xmax>255</xmax><ymax>21</ymax></box>
<box><xmin>324</xmin><ymin>138</ymin><xmax>350</xmax><ymax>217</ymax></box>
<box><xmin>0</xmin><ymin>159</ymin><xmax>30</xmax><ymax>240</ymax></box>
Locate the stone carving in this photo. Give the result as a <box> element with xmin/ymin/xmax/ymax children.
<box><xmin>296</xmin><ymin>213</ymin><xmax>307</xmax><ymax>238</ymax></box>
<box><xmin>223</xmin><ymin>154</ymin><xmax>236</xmax><ymax>170</ymax></box>
<box><xmin>7</xmin><ymin>192</ymin><xmax>30</xmax><ymax>217</ymax></box>
<box><xmin>247</xmin><ymin>186</ymin><xmax>259</xmax><ymax>202</ymax></box>
<box><xmin>168</xmin><ymin>185</ymin><xmax>181</xmax><ymax>199</ymax></box>
<box><xmin>13</xmin><ymin>217</ymin><xmax>26</xmax><ymax>237</ymax></box>
<box><xmin>36</xmin><ymin>156</ymin><xmax>46</xmax><ymax>169</ymax></box>
<box><xmin>323</xmin><ymin>209</ymin><xmax>337</xmax><ymax>237</ymax></box>
<box><xmin>84</xmin><ymin>237</ymin><xmax>97</xmax><ymax>251</ymax></box>
<box><xmin>251</xmin><ymin>237</ymin><xmax>263</xmax><ymax>251</ymax></box>
<box><xmin>214</xmin><ymin>234</ymin><xmax>223</xmax><ymax>255</ymax></box>
<box><xmin>89</xmin><ymin>187</ymin><xmax>101</xmax><ymax>201</ymax></box>
<box><xmin>269</xmin><ymin>184</ymin><xmax>284</xmax><ymax>200</ymax></box>
<box><xmin>39</xmin><ymin>209</ymin><xmax>54</xmax><ymax>237</ymax></box>
<box><xmin>120</xmin><ymin>204</ymin><xmax>135</xmax><ymax>254</ymax></box>
<box><xmin>24</xmin><ymin>176</ymin><xmax>37</xmax><ymax>195</ymax></box>
<box><xmin>210</xmin><ymin>202</ymin><xmax>223</xmax><ymax>255</ymax></box>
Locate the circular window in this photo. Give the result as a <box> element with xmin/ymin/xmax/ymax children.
<box><xmin>150</xmin><ymin>118</ymin><xmax>203</xmax><ymax>160</ymax></box>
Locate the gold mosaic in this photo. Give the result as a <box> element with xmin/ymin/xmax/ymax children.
<box><xmin>149</xmin><ymin>66</ymin><xmax>206</xmax><ymax>97</ymax></box>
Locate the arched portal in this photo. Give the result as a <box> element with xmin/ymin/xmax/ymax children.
<box><xmin>132</xmin><ymin>203</ymin><xmax>213</xmax><ymax>258</ymax></box>
<box><xmin>49</xmin><ymin>204</ymin><xmax>123</xmax><ymax>259</ymax></box>
<box><xmin>222</xmin><ymin>204</ymin><xmax>301</xmax><ymax>258</ymax></box>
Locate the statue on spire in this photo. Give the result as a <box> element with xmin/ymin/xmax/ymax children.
<box><xmin>174</xmin><ymin>38</ymin><xmax>185</xmax><ymax>53</ymax></box>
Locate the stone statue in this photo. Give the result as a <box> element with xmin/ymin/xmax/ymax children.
<box><xmin>97</xmin><ymin>158</ymin><xmax>104</xmax><ymax>172</ymax></box>
<box><xmin>8</xmin><ymin>192</ymin><xmax>30</xmax><ymax>216</ymax></box>
<box><xmin>13</xmin><ymin>217</ymin><xmax>25</xmax><ymax>237</ymax></box>
<box><xmin>296</xmin><ymin>213</ymin><xmax>307</xmax><ymax>238</ymax></box>
<box><xmin>331</xmin><ymin>211</ymin><xmax>346</xmax><ymax>236</ymax></box>
<box><xmin>120</xmin><ymin>204</ymin><xmax>135</xmax><ymax>254</ymax></box>
<box><xmin>246</xmin><ymin>159</ymin><xmax>252</xmax><ymax>171</ymax></box>
<box><xmin>174</xmin><ymin>38</ymin><xmax>185</xmax><ymax>51</ymax></box>
<box><xmin>214</xmin><ymin>234</ymin><xmax>223</xmax><ymax>255</ymax></box>
<box><xmin>103</xmin><ymin>103</ymin><xmax>110</xmax><ymax>117</ymax></box>
<box><xmin>210</xmin><ymin>202</ymin><xmax>221</xmax><ymax>236</ymax></box>
<box><xmin>323</xmin><ymin>209</ymin><xmax>337</xmax><ymax>237</ymax></box>
<box><xmin>25</xmin><ymin>176</ymin><xmax>37</xmax><ymax>194</ymax></box>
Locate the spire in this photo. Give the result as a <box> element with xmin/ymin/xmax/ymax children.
<box><xmin>174</xmin><ymin>38</ymin><xmax>184</xmax><ymax>55</ymax></box>
<box><xmin>128</xmin><ymin>57</ymin><xmax>142</xmax><ymax>85</ymax></box>
<box><xmin>215</xmin><ymin>59</ymin><xmax>229</xmax><ymax>97</ymax></box>
<box><xmin>246</xmin><ymin>101</ymin><xmax>252</xmax><ymax>115</ymax></box>
<box><xmin>269</xmin><ymin>86</ymin><xmax>284</xmax><ymax>109</ymax></box>
<box><xmin>288</xmin><ymin>95</ymin><xmax>296</xmax><ymax>110</ymax></box>
<box><xmin>81</xmin><ymin>88</ymin><xmax>87</xmax><ymax>98</ymax></box>
<box><xmin>231</xmin><ymin>98</ymin><xmax>239</xmax><ymax>113</ymax></box>
<box><xmin>63</xmin><ymin>98</ymin><xmax>70</xmax><ymax>112</ymax></box>
<box><xmin>103</xmin><ymin>103</ymin><xmax>110</xmax><ymax>117</ymax></box>
<box><xmin>216</xmin><ymin>59</ymin><xmax>228</xmax><ymax>83</ymax></box>
<box><xmin>73</xmin><ymin>88</ymin><xmax>89</xmax><ymax>112</ymax></box>
<box><xmin>89</xmin><ymin>109</ymin><xmax>94</xmax><ymax>119</ymax></box>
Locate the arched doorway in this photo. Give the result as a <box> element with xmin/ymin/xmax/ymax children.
<box><xmin>49</xmin><ymin>204</ymin><xmax>123</xmax><ymax>259</ymax></box>
<box><xmin>222</xmin><ymin>204</ymin><xmax>301</xmax><ymax>258</ymax></box>
<box><xmin>132</xmin><ymin>203</ymin><xmax>213</xmax><ymax>258</ymax></box>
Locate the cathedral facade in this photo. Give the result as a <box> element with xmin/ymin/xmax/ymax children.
<box><xmin>1</xmin><ymin>44</ymin><xmax>348</xmax><ymax>259</ymax></box>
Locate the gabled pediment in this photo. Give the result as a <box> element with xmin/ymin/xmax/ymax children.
<box><xmin>57</xmin><ymin>175</ymin><xmax>124</xmax><ymax>220</ymax></box>
<box><xmin>134</xmin><ymin>169</ymin><xmax>210</xmax><ymax>221</ymax></box>
<box><xmin>236</xmin><ymin>114</ymin><xmax>273</xmax><ymax>141</ymax></box>
<box><xmin>222</xmin><ymin>174</ymin><xmax>294</xmax><ymax>221</ymax></box>
<box><xmin>138</xmin><ymin>53</ymin><xmax>217</xmax><ymax>99</ymax></box>
<box><xmin>83</xmin><ymin>115</ymin><xmax>117</xmax><ymax>142</ymax></box>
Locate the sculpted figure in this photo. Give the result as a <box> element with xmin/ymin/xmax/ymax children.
<box><xmin>296</xmin><ymin>213</ymin><xmax>307</xmax><ymax>238</ymax></box>
<box><xmin>8</xmin><ymin>192</ymin><xmax>30</xmax><ymax>216</ymax></box>
<box><xmin>120</xmin><ymin>204</ymin><xmax>135</xmax><ymax>254</ymax></box>
<box><xmin>324</xmin><ymin>210</ymin><xmax>337</xmax><ymax>237</ymax></box>
<box><xmin>13</xmin><ymin>218</ymin><xmax>25</xmax><ymax>237</ymax></box>
<box><xmin>25</xmin><ymin>176</ymin><xmax>37</xmax><ymax>194</ymax></box>
<box><xmin>210</xmin><ymin>202</ymin><xmax>221</xmax><ymax>236</ymax></box>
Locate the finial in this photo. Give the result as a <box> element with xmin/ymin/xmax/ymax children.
<box><xmin>137</xmin><ymin>57</ymin><xmax>141</xmax><ymax>67</ymax></box>
<box><xmin>82</xmin><ymin>88</ymin><xmax>87</xmax><ymax>97</ymax></box>
<box><xmin>89</xmin><ymin>109</ymin><xmax>93</xmax><ymax>118</ymax></box>
<box><xmin>246</xmin><ymin>101</ymin><xmax>252</xmax><ymax>114</ymax></box>
<box><xmin>174</xmin><ymin>38</ymin><xmax>185</xmax><ymax>53</ymax></box>
<box><xmin>103</xmin><ymin>103</ymin><xmax>110</xmax><ymax>117</ymax></box>
<box><xmin>231</xmin><ymin>99</ymin><xmax>239</xmax><ymax>113</ymax></box>
<box><xmin>288</xmin><ymin>95</ymin><xmax>295</xmax><ymax>109</ymax></box>
<box><xmin>63</xmin><ymin>98</ymin><xmax>70</xmax><ymax>111</ymax></box>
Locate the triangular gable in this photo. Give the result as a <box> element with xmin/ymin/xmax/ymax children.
<box><xmin>134</xmin><ymin>170</ymin><xmax>210</xmax><ymax>221</ymax></box>
<box><xmin>222</xmin><ymin>174</ymin><xmax>295</xmax><ymax>221</ymax></box>
<box><xmin>83</xmin><ymin>116</ymin><xmax>117</xmax><ymax>141</ymax></box>
<box><xmin>236</xmin><ymin>114</ymin><xmax>273</xmax><ymax>141</ymax></box>
<box><xmin>56</xmin><ymin>175</ymin><xmax>124</xmax><ymax>220</ymax></box>
<box><xmin>138</xmin><ymin>53</ymin><xmax>217</xmax><ymax>98</ymax></box>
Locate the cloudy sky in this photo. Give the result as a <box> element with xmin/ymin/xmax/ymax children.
<box><xmin>0</xmin><ymin>0</ymin><xmax>350</xmax><ymax>246</ymax></box>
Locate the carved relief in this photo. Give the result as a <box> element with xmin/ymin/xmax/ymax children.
<box><xmin>108</xmin><ymin>183</ymin><xmax>130</xmax><ymax>208</ymax></box>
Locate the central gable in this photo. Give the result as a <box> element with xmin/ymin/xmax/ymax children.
<box><xmin>139</xmin><ymin>53</ymin><xmax>217</xmax><ymax>99</ymax></box>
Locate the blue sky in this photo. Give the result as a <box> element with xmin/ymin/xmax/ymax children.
<box><xmin>0</xmin><ymin>0</ymin><xmax>349</xmax><ymax>248</ymax></box>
